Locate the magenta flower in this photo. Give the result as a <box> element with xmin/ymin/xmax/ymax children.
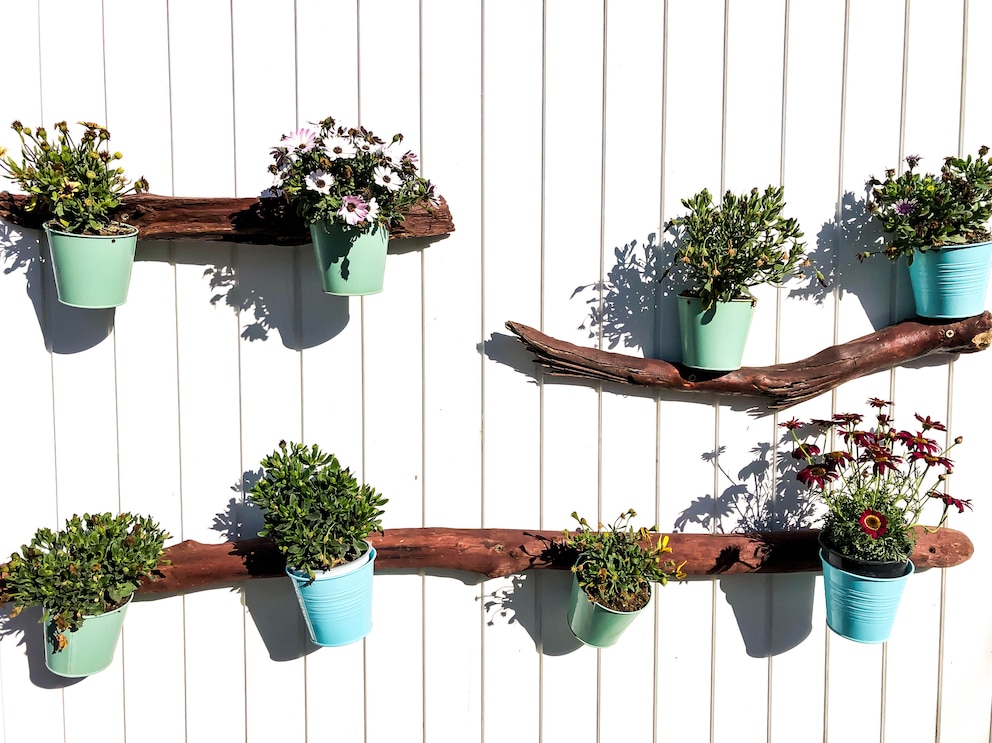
<box><xmin>941</xmin><ymin>495</ymin><xmax>973</xmax><ymax>513</ymax></box>
<box><xmin>914</xmin><ymin>413</ymin><xmax>947</xmax><ymax>432</ymax></box>
<box><xmin>338</xmin><ymin>195</ymin><xmax>371</xmax><ymax>225</ymax></box>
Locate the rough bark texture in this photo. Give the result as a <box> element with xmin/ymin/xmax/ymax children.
<box><xmin>0</xmin><ymin>526</ymin><xmax>966</xmax><ymax>598</ymax></box>
<box><xmin>506</xmin><ymin>314</ymin><xmax>992</xmax><ymax>410</ymax></box>
<box><xmin>0</xmin><ymin>191</ymin><xmax>454</xmax><ymax>244</ymax></box>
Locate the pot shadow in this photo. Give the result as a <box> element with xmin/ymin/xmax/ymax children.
<box><xmin>478</xmin><ymin>570</ymin><xmax>583</xmax><ymax>656</ymax></box>
<box><xmin>719</xmin><ymin>572</ymin><xmax>815</xmax><ymax>658</ymax></box>
<box><xmin>800</xmin><ymin>191</ymin><xmax>916</xmax><ymax>328</ymax></box>
<box><xmin>0</xmin><ymin>604</ymin><xmax>85</xmax><ymax>688</ymax></box>
<box><xmin>673</xmin><ymin>436</ymin><xmax>818</xmax><ymax>655</ymax></box>
<box><xmin>200</xmin><ymin>242</ymin><xmax>350</xmax><ymax>350</ymax></box>
<box><xmin>213</xmin><ymin>488</ymin><xmax>317</xmax><ymax>662</ymax></box>
<box><xmin>0</xmin><ymin>221</ymin><xmax>115</xmax><ymax>353</ymax></box>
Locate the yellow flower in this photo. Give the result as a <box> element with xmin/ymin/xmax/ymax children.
<box><xmin>675</xmin><ymin>560</ymin><xmax>687</xmax><ymax>580</ymax></box>
<box><xmin>658</xmin><ymin>534</ymin><xmax>673</xmax><ymax>553</ymax></box>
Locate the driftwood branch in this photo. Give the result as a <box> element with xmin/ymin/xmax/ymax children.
<box><xmin>0</xmin><ymin>526</ymin><xmax>967</xmax><ymax>598</ymax></box>
<box><xmin>0</xmin><ymin>191</ymin><xmax>454</xmax><ymax>245</ymax></box>
<box><xmin>506</xmin><ymin>313</ymin><xmax>992</xmax><ymax>410</ymax></box>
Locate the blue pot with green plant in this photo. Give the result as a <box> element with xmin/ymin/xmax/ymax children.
<box><xmin>249</xmin><ymin>441</ymin><xmax>388</xmax><ymax>647</ymax></box>
<box><xmin>865</xmin><ymin>147</ymin><xmax>992</xmax><ymax>319</ymax></box>
<box><xmin>562</xmin><ymin>510</ymin><xmax>685</xmax><ymax>648</ymax></box>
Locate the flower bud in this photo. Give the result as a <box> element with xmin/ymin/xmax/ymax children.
<box><xmin>954</xmin><ymin>436</ymin><xmax>963</xmax><ymax>444</ymax></box>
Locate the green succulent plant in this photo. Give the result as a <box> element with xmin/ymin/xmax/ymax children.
<box><xmin>249</xmin><ymin>441</ymin><xmax>387</xmax><ymax>579</ymax></box>
<box><xmin>563</xmin><ymin>509</ymin><xmax>685</xmax><ymax>613</ymax></box>
<box><xmin>0</xmin><ymin>512</ymin><xmax>169</xmax><ymax>651</ymax></box>
<box><xmin>664</xmin><ymin>186</ymin><xmax>815</xmax><ymax>310</ymax></box>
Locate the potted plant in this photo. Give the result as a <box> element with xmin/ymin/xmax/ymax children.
<box><xmin>864</xmin><ymin>147</ymin><xmax>992</xmax><ymax>319</ymax></box>
<box><xmin>783</xmin><ymin>398</ymin><xmax>969</xmax><ymax>643</ymax></box>
<box><xmin>562</xmin><ymin>509</ymin><xmax>685</xmax><ymax>648</ymax></box>
<box><xmin>663</xmin><ymin>186</ymin><xmax>815</xmax><ymax>371</ymax></box>
<box><xmin>267</xmin><ymin>117</ymin><xmax>436</xmax><ymax>296</ymax></box>
<box><xmin>0</xmin><ymin>121</ymin><xmax>149</xmax><ymax>308</ymax></box>
<box><xmin>248</xmin><ymin>440</ymin><xmax>388</xmax><ymax>647</ymax></box>
<box><xmin>0</xmin><ymin>512</ymin><xmax>170</xmax><ymax>677</ymax></box>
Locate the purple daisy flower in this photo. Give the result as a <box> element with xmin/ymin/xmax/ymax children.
<box><xmin>893</xmin><ymin>198</ymin><xmax>917</xmax><ymax>216</ymax></box>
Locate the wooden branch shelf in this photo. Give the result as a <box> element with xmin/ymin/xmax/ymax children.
<box><xmin>0</xmin><ymin>191</ymin><xmax>455</xmax><ymax>245</ymax></box>
<box><xmin>0</xmin><ymin>526</ymin><xmax>967</xmax><ymax>599</ymax></box>
<box><xmin>507</xmin><ymin>313</ymin><xmax>992</xmax><ymax>410</ymax></box>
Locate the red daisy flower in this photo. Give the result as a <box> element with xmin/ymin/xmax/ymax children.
<box><xmin>895</xmin><ymin>430</ymin><xmax>940</xmax><ymax>454</ymax></box>
<box><xmin>914</xmin><ymin>413</ymin><xmax>947</xmax><ymax>432</ymax></box>
<box><xmin>780</xmin><ymin>418</ymin><xmax>804</xmax><ymax>431</ymax></box>
<box><xmin>858</xmin><ymin>510</ymin><xmax>888</xmax><ymax>539</ymax></box>
<box><xmin>797</xmin><ymin>463</ymin><xmax>839</xmax><ymax>489</ymax></box>
<box><xmin>941</xmin><ymin>495</ymin><xmax>973</xmax><ymax>513</ymax></box>
<box><xmin>792</xmin><ymin>443</ymin><xmax>821</xmax><ymax>461</ymax></box>
<box><xmin>867</xmin><ymin>397</ymin><xmax>892</xmax><ymax>409</ymax></box>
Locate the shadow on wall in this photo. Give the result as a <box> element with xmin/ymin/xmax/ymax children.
<box><xmin>670</xmin><ymin>436</ymin><xmax>819</xmax><ymax>657</ymax></box>
<box><xmin>0</xmin><ymin>605</ymin><xmax>86</xmax><ymax>689</ymax></box>
<box><xmin>479</xmin><ymin>570</ymin><xmax>585</xmax><ymax>656</ymax></box>
<box><xmin>213</xmin><ymin>487</ymin><xmax>317</xmax><ymax>662</ymax></box>
<box><xmin>0</xmin><ymin>221</ymin><xmax>358</xmax><ymax>352</ymax></box>
<box><xmin>0</xmin><ymin>220</ymin><xmax>117</xmax><ymax>353</ymax></box>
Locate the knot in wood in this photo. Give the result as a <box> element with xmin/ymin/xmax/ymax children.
<box><xmin>493</xmin><ymin>543</ymin><xmax>504</xmax><ymax>553</ymax></box>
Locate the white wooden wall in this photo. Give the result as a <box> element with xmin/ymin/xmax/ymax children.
<box><xmin>1</xmin><ymin>1</ymin><xmax>990</xmax><ymax>741</ymax></box>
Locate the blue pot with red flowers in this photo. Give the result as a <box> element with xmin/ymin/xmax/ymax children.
<box><xmin>782</xmin><ymin>399</ymin><xmax>971</xmax><ymax>644</ymax></box>
<box><xmin>819</xmin><ymin>544</ymin><xmax>913</xmax><ymax>643</ymax></box>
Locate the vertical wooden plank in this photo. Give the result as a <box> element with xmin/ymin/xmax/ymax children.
<box><xmin>657</xmin><ymin>3</ymin><xmax>727</xmax><ymax>740</ymax></box>
<box><xmin>713</xmin><ymin>2</ymin><xmax>787</xmax><ymax>741</ymax></box>
<box><xmin>291</xmin><ymin>3</ymin><xmax>369</xmax><ymax>741</ymax></box>
<box><xmin>357</xmin><ymin>3</ymin><xmax>426</xmax><ymax>742</ymax></box>
<box><xmin>420</xmin><ymin>2</ymin><xmax>484</xmax><ymax>742</ymax></box>
<box><xmin>228</xmin><ymin>4</ymin><xmax>309</xmax><ymax>741</ymax></box>
<box><xmin>34</xmin><ymin>3</ymin><xmax>124</xmax><ymax>742</ymax></box>
<box><xmin>167</xmin><ymin>0</ymin><xmax>244</xmax><ymax>690</ymax></box>
<box><xmin>169</xmin><ymin>0</ymin><xmax>236</xmax><ymax>197</ymax></box>
<box><xmin>478</xmin><ymin>1</ymin><xmax>544</xmax><ymax>739</ymax></box>
<box><xmin>769</xmin><ymin>1</ymin><xmax>846</xmax><ymax>739</ymax></box>
<box><xmin>539</xmin><ymin>2</ymin><xmax>603</xmax><ymax>741</ymax></box>
<box><xmin>0</xmin><ymin>2</ymin><xmax>64</xmax><ymax>739</ymax></box>
<box><xmin>596</xmin><ymin>2</ymin><xmax>665</xmax><ymax>741</ymax></box>
<box><xmin>100</xmin><ymin>4</ymin><xmax>186</xmax><ymax>740</ymax></box>
<box><xmin>940</xmin><ymin>4</ymin><xmax>992</xmax><ymax>740</ymax></box>
<box><xmin>167</xmin><ymin>3</ymin><xmax>245</xmax><ymax>741</ymax></box>
<box><xmin>880</xmin><ymin>3</ymin><xmax>962</xmax><ymax>740</ymax></box>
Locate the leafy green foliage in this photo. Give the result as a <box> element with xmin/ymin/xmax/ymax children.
<box><xmin>866</xmin><ymin>147</ymin><xmax>992</xmax><ymax>262</ymax></box>
<box><xmin>0</xmin><ymin>513</ymin><xmax>169</xmax><ymax>649</ymax></box>
<box><xmin>0</xmin><ymin>121</ymin><xmax>149</xmax><ymax>235</ymax></box>
<box><xmin>664</xmin><ymin>186</ymin><xmax>815</xmax><ymax>310</ymax></box>
<box><xmin>249</xmin><ymin>441</ymin><xmax>388</xmax><ymax>578</ymax></box>
<box><xmin>562</xmin><ymin>509</ymin><xmax>685</xmax><ymax>613</ymax></box>
<box><xmin>783</xmin><ymin>399</ymin><xmax>968</xmax><ymax>563</ymax></box>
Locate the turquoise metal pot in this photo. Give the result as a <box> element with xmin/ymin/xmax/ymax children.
<box><xmin>44</xmin><ymin>223</ymin><xmax>138</xmax><ymax>308</ymax></box>
<box><xmin>907</xmin><ymin>240</ymin><xmax>992</xmax><ymax>319</ymax></box>
<box><xmin>310</xmin><ymin>221</ymin><xmax>389</xmax><ymax>296</ymax></box>
<box><xmin>820</xmin><ymin>549</ymin><xmax>913</xmax><ymax>644</ymax></box>
<box><xmin>44</xmin><ymin>595</ymin><xmax>132</xmax><ymax>678</ymax></box>
<box><xmin>566</xmin><ymin>573</ymin><xmax>650</xmax><ymax>648</ymax></box>
<box><xmin>287</xmin><ymin>544</ymin><xmax>376</xmax><ymax>647</ymax></box>
<box><xmin>677</xmin><ymin>293</ymin><xmax>756</xmax><ymax>371</ymax></box>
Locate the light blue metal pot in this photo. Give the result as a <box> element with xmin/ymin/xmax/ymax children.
<box><xmin>820</xmin><ymin>549</ymin><xmax>913</xmax><ymax>644</ymax></box>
